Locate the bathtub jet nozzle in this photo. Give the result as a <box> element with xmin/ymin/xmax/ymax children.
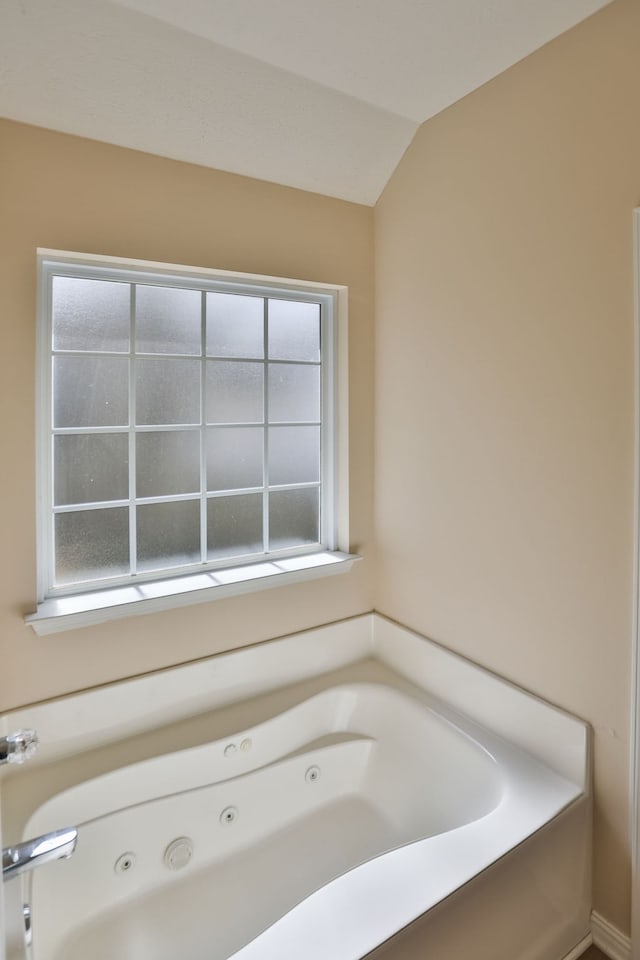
<box><xmin>2</xmin><ymin>827</ymin><xmax>78</xmax><ymax>881</ymax></box>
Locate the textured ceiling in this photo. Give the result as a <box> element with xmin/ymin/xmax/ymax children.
<box><xmin>1</xmin><ymin>0</ymin><xmax>612</xmax><ymax>204</ymax></box>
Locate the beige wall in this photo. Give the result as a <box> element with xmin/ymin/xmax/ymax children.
<box><xmin>0</xmin><ymin>119</ymin><xmax>374</xmax><ymax>711</ymax></box>
<box><xmin>2</xmin><ymin>0</ymin><xmax>638</xmax><ymax>938</ymax></box>
<box><xmin>374</xmin><ymin>0</ymin><xmax>638</xmax><ymax>933</ymax></box>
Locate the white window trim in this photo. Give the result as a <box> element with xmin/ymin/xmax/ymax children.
<box><xmin>25</xmin><ymin>551</ymin><xmax>360</xmax><ymax>636</ymax></box>
<box><xmin>27</xmin><ymin>250</ymin><xmax>354</xmax><ymax>634</ymax></box>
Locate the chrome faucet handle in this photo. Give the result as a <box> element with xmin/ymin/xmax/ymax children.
<box><xmin>0</xmin><ymin>730</ymin><xmax>39</xmax><ymax>766</ymax></box>
<box><xmin>3</xmin><ymin>828</ymin><xmax>78</xmax><ymax>881</ymax></box>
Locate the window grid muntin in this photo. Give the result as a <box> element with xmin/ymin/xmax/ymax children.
<box><xmin>128</xmin><ymin>283</ymin><xmax>137</xmax><ymax>576</ymax></box>
<box><xmin>199</xmin><ymin>290</ymin><xmax>208</xmax><ymax>563</ymax></box>
<box><xmin>262</xmin><ymin>297</ymin><xmax>270</xmax><ymax>553</ymax></box>
<box><xmin>45</xmin><ymin>264</ymin><xmax>330</xmax><ymax>596</ymax></box>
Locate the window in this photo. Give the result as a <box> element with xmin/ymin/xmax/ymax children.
<box><xmin>29</xmin><ymin>251</ymin><xmax>354</xmax><ymax>634</ymax></box>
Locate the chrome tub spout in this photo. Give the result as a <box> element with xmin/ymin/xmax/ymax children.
<box><xmin>2</xmin><ymin>828</ymin><xmax>78</xmax><ymax>881</ymax></box>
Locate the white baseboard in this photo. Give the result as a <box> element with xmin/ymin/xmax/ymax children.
<box><xmin>563</xmin><ymin>934</ymin><xmax>593</xmax><ymax>959</ymax></box>
<box><xmin>591</xmin><ymin>911</ymin><xmax>631</xmax><ymax>960</ymax></box>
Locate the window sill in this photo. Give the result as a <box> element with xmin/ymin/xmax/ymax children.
<box><xmin>25</xmin><ymin>551</ymin><xmax>360</xmax><ymax>636</ymax></box>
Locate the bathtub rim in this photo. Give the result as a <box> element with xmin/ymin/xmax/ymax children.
<box><xmin>0</xmin><ymin>612</ymin><xmax>589</xmax><ymax>794</ymax></box>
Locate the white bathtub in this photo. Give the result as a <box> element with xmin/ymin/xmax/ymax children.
<box><xmin>0</xmin><ymin>614</ymin><xmax>590</xmax><ymax>960</ymax></box>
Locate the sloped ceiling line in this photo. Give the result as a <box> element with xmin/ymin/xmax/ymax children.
<box><xmin>1</xmin><ymin>0</ymin><xmax>612</xmax><ymax>204</ymax></box>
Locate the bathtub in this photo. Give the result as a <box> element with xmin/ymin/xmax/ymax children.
<box><xmin>0</xmin><ymin>614</ymin><xmax>590</xmax><ymax>960</ymax></box>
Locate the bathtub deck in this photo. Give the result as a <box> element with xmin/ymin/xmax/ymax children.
<box><xmin>1</xmin><ymin>615</ymin><xmax>591</xmax><ymax>960</ymax></box>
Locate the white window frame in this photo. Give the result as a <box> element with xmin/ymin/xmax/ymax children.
<box><xmin>26</xmin><ymin>250</ymin><xmax>355</xmax><ymax>635</ymax></box>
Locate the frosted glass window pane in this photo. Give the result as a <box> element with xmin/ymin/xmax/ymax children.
<box><xmin>52</xmin><ymin>276</ymin><xmax>130</xmax><ymax>353</ymax></box>
<box><xmin>136</xmin><ymin>431</ymin><xmax>200</xmax><ymax>497</ymax></box>
<box><xmin>55</xmin><ymin>508</ymin><xmax>129</xmax><ymax>585</ymax></box>
<box><xmin>54</xmin><ymin>357</ymin><xmax>129</xmax><ymax>427</ymax></box>
<box><xmin>268</xmin><ymin>299</ymin><xmax>320</xmax><ymax>361</ymax></box>
<box><xmin>136</xmin><ymin>359</ymin><xmax>200</xmax><ymax>425</ymax></box>
<box><xmin>269</xmin><ymin>363</ymin><xmax>320</xmax><ymax>423</ymax></box>
<box><xmin>207</xmin><ymin>427</ymin><xmax>263</xmax><ymax>491</ymax></box>
<box><xmin>207</xmin><ymin>494</ymin><xmax>263</xmax><ymax>561</ymax></box>
<box><xmin>269</xmin><ymin>426</ymin><xmax>320</xmax><ymax>486</ymax></box>
<box><xmin>206</xmin><ymin>292</ymin><xmax>264</xmax><ymax>358</ymax></box>
<box><xmin>269</xmin><ymin>489</ymin><xmax>319</xmax><ymax>550</ymax></box>
<box><xmin>135</xmin><ymin>285</ymin><xmax>201</xmax><ymax>355</ymax></box>
<box><xmin>55</xmin><ymin>435</ymin><xmax>128</xmax><ymax>505</ymax></box>
<box><xmin>206</xmin><ymin>361</ymin><xmax>263</xmax><ymax>423</ymax></box>
<box><xmin>137</xmin><ymin>500</ymin><xmax>201</xmax><ymax>572</ymax></box>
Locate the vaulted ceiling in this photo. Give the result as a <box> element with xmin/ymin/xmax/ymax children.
<box><xmin>2</xmin><ymin>0</ymin><xmax>612</xmax><ymax>204</ymax></box>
